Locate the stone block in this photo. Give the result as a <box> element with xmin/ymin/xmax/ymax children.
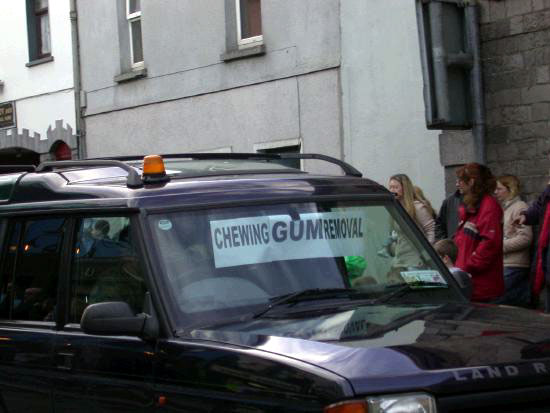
<box><xmin>487</xmin><ymin>126</ymin><xmax>510</xmax><ymax>143</ymax></box>
<box><xmin>490</xmin><ymin>0</ymin><xmax>507</xmax><ymax>20</ymax></box>
<box><xmin>506</xmin><ymin>0</ymin><xmax>533</xmax><ymax>17</ymax></box>
<box><xmin>536</xmin><ymin>47</ymin><xmax>550</xmax><ymax>66</ymax></box>
<box><xmin>510</xmin><ymin>16</ymin><xmax>524</xmax><ymax>35</ymax></box>
<box><xmin>534</xmin><ymin>0</ymin><xmax>545</xmax><ymax>11</ymax></box>
<box><xmin>537</xmin><ymin>136</ymin><xmax>550</xmax><ymax>155</ymax></box>
<box><xmin>497</xmin><ymin>142</ymin><xmax>520</xmax><ymax>161</ymax></box>
<box><xmin>501</xmin><ymin>105</ymin><xmax>532</xmax><ymax>124</ymax></box>
<box><xmin>524</xmin><ymin>49</ymin><xmax>538</xmax><ymax>67</ymax></box>
<box><xmin>523</xmin><ymin>10</ymin><xmax>550</xmax><ymax>32</ymax></box>
<box><xmin>486</xmin><ymin>71</ymin><xmax>530</xmax><ymax>92</ymax></box>
<box><xmin>532</xmin><ymin>102</ymin><xmax>550</xmax><ymax>120</ymax></box>
<box><xmin>518</xmin><ymin>139</ymin><xmax>539</xmax><ymax>158</ymax></box>
<box><xmin>490</xmin><ymin>160</ymin><xmax>518</xmax><ymax>176</ymax></box>
<box><xmin>487</xmin><ymin>143</ymin><xmax>500</xmax><ymax>162</ymax></box>
<box><xmin>503</xmin><ymin>53</ymin><xmax>525</xmax><ymax>71</ymax></box>
<box><xmin>479</xmin><ymin>1</ymin><xmax>492</xmax><ymax>24</ymax></box>
<box><xmin>536</xmin><ymin>65</ymin><xmax>550</xmax><ymax>84</ymax></box>
<box><xmin>521</xmin><ymin>84</ymin><xmax>550</xmax><ymax>103</ymax></box>
<box><xmin>508</xmin><ymin>121</ymin><xmax>550</xmax><ymax>140</ymax></box>
<box><xmin>532</xmin><ymin>30</ymin><xmax>550</xmax><ymax>48</ymax></box>
<box><xmin>518</xmin><ymin>158</ymin><xmax>547</xmax><ymax>175</ymax></box>
<box><xmin>487</xmin><ymin>107</ymin><xmax>504</xmax><ymax>127</ymax></box>
<box><xmin>439</xmin><ymin>130</ymin><xmax>476</xmax><ymax>166</ymax></box>
<box><xmin>444</xmin><ymin>166</ymin><xmax>462</xmax><ymax>197</ymax></box>
<box><xmin>494</xmin><ymin>88</ymin><xmax>523</xmax><ymax>107</ymax></box>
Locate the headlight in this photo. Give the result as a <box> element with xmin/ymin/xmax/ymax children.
<box><xmin>324</xmin><ymin>393</ymin><xmax>437</xmax><ymax>413</ymax></box>
<box><xmin>367</xmin><ymin>393</ymin><xmax>437</xmax><ymax>413</ymax></box>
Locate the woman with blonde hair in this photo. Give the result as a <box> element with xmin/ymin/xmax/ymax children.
<box><xmin>388</xmin><ymin>174</ymin><xmax>435</xmax><ymax>243</ymax></box>
<box><xmin>494</xmin><ymin>175</ymin><xmax>532</xmax><ymax>306</ymax></box>
<box><xmin>414</xmin><ymin>185</ymin><xmax>436</xmax><ymax>219</ymax></box>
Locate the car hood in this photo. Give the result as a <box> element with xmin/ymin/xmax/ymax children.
<box><xmin>189</xmin><ymin>303</ymin><xmax>550</xmax><ymax>395</ymax></box>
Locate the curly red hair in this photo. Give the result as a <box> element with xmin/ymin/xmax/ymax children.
<box><xmin>456</xmin><ymin>163</ymin><xmax>496</xmax><ymax>209</ymax></box>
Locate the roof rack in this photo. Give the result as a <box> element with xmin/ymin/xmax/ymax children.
<box><xmin>90</xmin><ymin>153</ymin><xmax>363</xmax><ymax>177</ymax></box>
<box><xmin>36</xmin><ymin>160</ymin><xmax>143</xmax><ymax>188</ymax></box>
<box><xmin>0</xmin><ymin>165</ymin><xmax>36</xmax><ymax>173</ymax></box>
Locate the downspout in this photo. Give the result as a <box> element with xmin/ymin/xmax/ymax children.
<box><xmin>70</xmin><ymin>0</ymin><xmax>86</xmax><ymax>159</ymax></box>
<box><xmin>466</xmin><ymin>4</ymin><xmax>485</xmax><ymax>165</ymax></box>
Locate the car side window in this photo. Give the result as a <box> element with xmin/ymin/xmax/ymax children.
<box><xmin>0</xmin><ymin>218</ymin><xmax>66</xmax><ymax>322</ymax></box>
<box><xmin>69</xmin><ymin>216</ymin><xmax>147</xmax><ymax>324</ymax></box>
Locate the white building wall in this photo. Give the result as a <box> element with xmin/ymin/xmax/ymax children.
<box><xmin>0</xmin><ymin>0</ymin><xmax>75</xmax><ymax>138</ymax></box>
<box><xmin>340</xmin><ymin>0</ymin><xmax>445</xmax><ymax>207</ymax></box>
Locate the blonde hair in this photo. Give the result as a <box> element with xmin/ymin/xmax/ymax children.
<box><xmin>390</xmin><ymin>174</ymin><xmax>417</xmax><ymax>222</ymax></box>
<box><xmin>414</xmin><ymin>186</ymin><xmax>436</xmax><ymax>218</ymax></box>
<box><xmin>497</xmin><ymin>175</ymin><xmax>520</xmax><ymax>199</ymax></box>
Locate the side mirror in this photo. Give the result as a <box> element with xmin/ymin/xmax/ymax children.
<box><xmin>451</xmin><ymin>269</ymin><xmax>472</xmax><ymax>300</ymax></box>
<box><xmin>81</xmin><ymin>301</ymin><xmax>148</xmax><ymax>336</ymax></box>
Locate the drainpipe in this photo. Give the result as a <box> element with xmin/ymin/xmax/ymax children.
<box><xmin>466</xmin><ymin>4</ymin><xmax>485</xmax><ymax>165</ymax></box>
<box><xmin>70</xmin><ymin>0</ymin><xmax>86</xmax><ymax>159</ymax></box>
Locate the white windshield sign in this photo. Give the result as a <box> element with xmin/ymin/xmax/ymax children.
<box><xmin>210</xmin><ymin>211</ymin><xmax>367</xmax><ymax>268</ymax></box>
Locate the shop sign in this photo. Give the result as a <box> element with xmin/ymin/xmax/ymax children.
<box><xmin>0</xmin><ymin>102</ymin><xmax>16</xmax><ymax>129</ymax></box>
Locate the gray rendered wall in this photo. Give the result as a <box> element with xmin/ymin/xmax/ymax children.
<box><xmin>78</xmin><ymin>0</ymin><xmax>343</xmax><ymax>167</ymax></box>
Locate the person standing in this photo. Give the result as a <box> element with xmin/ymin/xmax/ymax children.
<box><xmin>388</xmin><ymin>174</ymin><xmax>435</xmax><ymax>243</ymax></box>
<box><xmin>435</xmin><ymin>189</ymin><xmax>462</xmax><ymax>241</ymax></box>
<box><xmin>494</xmin><ymin>175</ymin><xmax>532</xmax><ymax>306</ymax></box>
<box><xmin>454</xmin><ymin>163</ymin><xmax>504</xmax><ymax>302</ymax></box>
<box><xmin>515</xmin><ymin>177</ymin><xmax>550</xmax><ymax>309</ymax></box>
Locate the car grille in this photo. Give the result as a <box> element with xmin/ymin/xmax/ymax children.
<box><xmin>437</xmin><ymin>385</ymin><xmax>550</xmax><ymax>413</ymax></box>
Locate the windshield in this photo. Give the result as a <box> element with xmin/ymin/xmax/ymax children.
<box><xmin>148</xmin><ymin>200</ymin><xmax>463</xmax><ymax>328</ymax></box>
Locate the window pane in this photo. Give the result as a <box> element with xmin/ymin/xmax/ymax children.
<box><xmin>130</xmin><ymin>19</ymin><xmax>143</xmax><ymax>64</ymax></box>
<box><xmin>240</xmin><ymin>0</ymin><xmax>262</xmax><ymax>39</ymax></box>
<box><xmin>35</xmin><ymin>0</ymin><xmax>48</xmax><ymax>11</ymax></box>
<box><xmin>9</xmin><ymin>218</ymin><xmax>65</xmax><ymax>321</ymax></box>
<box><xmin>69</xmin><ymin>217</ymin><xmax>146</xmax><ymax>324</ymax></box>
<box><xmin>128</xmin><ymin>0</ymin><xmax>141</xmax><ymax>14</ymax></box>
<box><xmin>39</xmin><ymin>13</ymin><xmax>51</xmax><ymax>55</ymax></box>
<box><xmin>0</xmin><ymin>223</ymin><xmax>21</xmax><ymax>319</ymax></box>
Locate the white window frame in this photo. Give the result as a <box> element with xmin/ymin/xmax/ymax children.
<box><xmin>236</xmin><ymin>0</ymin><xmax>263</xmax><ymax>48</ymax></box>
<box><xmin>126</xmin><ymin>0</ymin><xmax>144</xmax><ymax>69</ymax></box>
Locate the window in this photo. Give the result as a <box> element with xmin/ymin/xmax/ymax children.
<box><xmin>69</xmin><ymin>216</ymin><xmax>146</xmax><ymax>324</ymax></box>
<box><xmin>127</xmin><ymin>0</ymin><xmax>144</xmax><ymax>68</ymax></box>
<box><xmin>236</xmin><ymin>0</ymin><xmax>262</xmax><ymax>48</ymax></box>
<box><xmin>0</xmin><ymin>218</ymin><xmax>66</xmax><ymax>321</ymax></box>
<box><xmin>26</xmin><ymin>0</ymin><xmax>52</xmax><ymax>63</ymax></box>
<box><xmin>221</xmin><ymin>0</ymin><xmax>265</xmax><ymax>61</ymax></box>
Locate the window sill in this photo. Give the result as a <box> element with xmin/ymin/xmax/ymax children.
<box><xmin>114</xmin><ymin>67</ymin><xmax>148</xmax><ymax>83</ymax></box>
<box><xmin>221</xmin><ymin>44</ymin><xmax>266</xmax><ymax>62</ymax></box>
<box><xmin>26</xmin><ymin>56</ymin><xmax>54</xmax><ymax>67</ymax></box>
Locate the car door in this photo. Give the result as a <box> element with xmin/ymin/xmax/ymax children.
<box><xmin>52</xmin><ymin>215</ymin><xmax>156</xmax><ymax>413</ymax></box>
<box><xmin>0</xmin><ymin>217</ymin><xmax>68</xmax><ymax>412</ymax></box>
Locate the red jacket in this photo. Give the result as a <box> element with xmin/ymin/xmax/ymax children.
<box><xmin>454</xmin><ymin>194</ymin><xmax>504</xmax><ymax>301</ymax></box>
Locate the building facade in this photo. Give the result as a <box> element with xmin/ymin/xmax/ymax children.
<box><xmin>77</xmin><ymin>0</ymin><xmax>446</xmax><ymax>206</ymax></box>
<box><xmin>0</xmin><ymin>0</ymin><xmax>79</xmax><ymax>165</ymax></box>
<box><xmin>479</xmin><ymin>0</ymin><xmax>550</xmax><ymax>201</ymax></box>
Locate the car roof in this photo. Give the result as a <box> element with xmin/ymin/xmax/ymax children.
<box><xmin>0</xmin><ymin>154</ymin><xmax>391</xmax><ymax>211</ymax></box>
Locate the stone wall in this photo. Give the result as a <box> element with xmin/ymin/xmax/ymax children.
<box><xmin>480</xmin><ymin>0</ymin><xmax>550</xmax><ymax>201</ymax></box>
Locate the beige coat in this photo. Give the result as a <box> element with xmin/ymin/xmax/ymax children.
<box><xmin>414</xmin><ymin>200</ymin><xmax>436</xmax><ymax>244</ymax></box>
<box><xmin>502</xmin><ymin>197</ymin><xmax>532</xmax><ymax>268</ymax></box>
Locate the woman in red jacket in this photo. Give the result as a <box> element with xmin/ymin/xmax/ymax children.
<box><xmin>454</xmin><ymin>163</ymin><xmax>504</xmax><ymax>302</ymax></box>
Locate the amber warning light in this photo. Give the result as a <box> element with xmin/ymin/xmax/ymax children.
<box><xmin>142</xmin><ymin>155</ymin><xmax>169</xmax><ymax>184</ymax></box>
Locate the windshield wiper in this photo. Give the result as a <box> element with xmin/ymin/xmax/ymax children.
<box><xmin>253</xmin><ymin>288</ymin><xmax>364</xmax><ymax>318</ymax></box>
<box><xmin>373</xmin><ymin>281</ymin><xmax>448</xmax><ymax>304</ymax></box>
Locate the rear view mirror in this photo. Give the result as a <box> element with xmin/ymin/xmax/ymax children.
<box><xmin>81</xmin><ymin>301</ymin><xmax>147</xmax><ymax>336</ymax></box>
